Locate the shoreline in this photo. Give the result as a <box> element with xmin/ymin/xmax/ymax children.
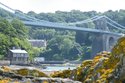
<box><xmin>8</xmin><ymin>65</ymin><xmax>76</xmax><ymax>75</ymax></box>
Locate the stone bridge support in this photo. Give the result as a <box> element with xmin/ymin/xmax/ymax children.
<box><xmin>91</xmin><ymin>17</ymin><xmax>121</xmax><ymax>58</ymax></box>
<box><xmin>91</xmin><ymin>33</ymin><xmax>120</xmax><ymax>58</ymax></box>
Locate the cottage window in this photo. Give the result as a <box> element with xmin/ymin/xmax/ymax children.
<box><xmin>18</xmin><ymin>57</ymin><xmax>21</xmax><ymax>61</ymax></box>
<box><xmin>13</xmin><ymin>57</ymin><xmax>16</xmax><ymax>61</ymax></box>
<box><xmin>22</xmin><ymin>57</ymin><xmax>24</xmax><ymax>61</ymax></box>
<box><xmin>21</xmin><ymin>57</ymin><xmax>23</xmax><ymax>61</ymax></box>
<box><xmin>24</xmin><ymin>54</ymin><xmax>27</xmax><ymax>57</ymax></box>
<box><xmin>20</xmin><ymin>57</ymin><xmax>21</xmax><ymax>61</ymax></box>
<box><xmin>26</xmin><ymin>57</ymin><xmax>28</xmax><ymax>61</ymax></box>
<box><xmin>21</xmin><ymin>53</ymin><xmax>24</xmax><ymax>57</ymax></box>
<box><xmin>15</xmin><ymin>57</ymin><xmax>18</xmax><ymax>61</ymax></box>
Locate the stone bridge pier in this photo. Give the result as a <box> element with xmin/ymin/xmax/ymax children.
<box><xmin>91</xmin><ymin>33</ymin><xmax>120</xmax><ymax>58</ymax></box>
<box><xmin>91</xmin><ymin>17</ymin><xmax>121</xmax><ymax>58</ymax></box>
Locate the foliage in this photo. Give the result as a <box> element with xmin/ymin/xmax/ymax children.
<box><xmin>1</xmin><ymin>8</ymin><xmax>125</xmax><ymax>60</ymax></box>
<box><xmin>0</xmin><ymin>17</ymin><xmax>40</xmax><ymax>60</ymax></box>
<box><xmin>27</xmin><ymin>10</ymin><xmax>125</xmax><ymax>60</ymax></box>
<box><xmin>11</xmin><ymin>19</ymin><xmax>28</xmax><ymax>38</ymax></box>
<box><xmin>40</xmin><ymin>34</ymin><xmax>80</xmax><ymax>60</ymax></box>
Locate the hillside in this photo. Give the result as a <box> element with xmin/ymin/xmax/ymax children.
<box><xmin>1</xmin><ymin>8</ymin><xmax>125</xmax><ymax>60</ymax></box>
<box><xmin>27</xmin><ymin>10</ymin><xmax>125</xmax><ymax>61</ymax></box>
<box><xmin>0</xmin><ymin>17</ymin><xmax>40</xmax><ymax>60</ymax></box>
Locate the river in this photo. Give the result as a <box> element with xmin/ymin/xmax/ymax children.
<box><xmin>41</xmin><ymin>65</ymin><xmax>77</xmax><ymax>71</ymax></box>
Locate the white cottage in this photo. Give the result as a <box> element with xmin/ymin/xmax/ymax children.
<box><xmin>9</xmin><ymin>49</ymin><xmax>29</xmax><ymax>65</ymax></box>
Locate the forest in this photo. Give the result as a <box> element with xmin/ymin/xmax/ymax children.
<box><xmin>0</xmin><ymin>8</ymin><xmax>125</xmax><ymax>61</ymax></box>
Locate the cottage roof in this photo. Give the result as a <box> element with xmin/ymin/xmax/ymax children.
<box><xmin>10</xmin><ymin>49</ymin><xmax>27</xmax><ymax>54</ymax></box>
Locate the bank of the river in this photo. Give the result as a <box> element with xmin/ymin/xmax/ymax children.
<box><xmin>0</xmin><ymin>65</ymin><xmax>81</xmax><ymax>83</ymax></box>
<box><xmin>1</xmin><ymin>37</ymin><xmax>125</xmax><ymax>83</ymax></box>
<box><xmin>8</xmin><ymin>65</ymin><xmax>77</xmax><ymax>75</ymax></box>
<box><xmin>42</xmin><ymin>65</ymin><xmax>77</xmax><ymax>75</ymax></box>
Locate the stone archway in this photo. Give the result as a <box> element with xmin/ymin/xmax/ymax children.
<box><xmin>108</xmin><ymin>37</ymin><xmax>115</xmax><ymax>51</ymax></box>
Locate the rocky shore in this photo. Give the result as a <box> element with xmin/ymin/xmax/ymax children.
<box><xmin>1</xmin><ymin>37</ymin><xmax>125</xmax><ymax>83</ymax></box>
<box><xmin>0</xmin><ymin>66</ymin><xmax>81</xmax><ymax>83</ymax></box>
<box><xmin>51</xmin><ymin>37</ymin><xmax>125</xmax><ymax>83</ymax></box>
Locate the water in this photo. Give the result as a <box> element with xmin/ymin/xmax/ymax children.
<box><xmin>42</xmin><ymin>65</ymin><xmax>76</xmax><ymax>71</ymax></box>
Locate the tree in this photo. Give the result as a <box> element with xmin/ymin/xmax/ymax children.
<box><xmin>11</xmin><ymin>19</ymin><xmax>28</xmax><ymax>38</ymax></box>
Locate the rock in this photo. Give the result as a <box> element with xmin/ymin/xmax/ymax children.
<box><xmin>51</xmin><ymin>37</ymin><xmax>125</xmax><ymax>82</ymax></box>
<box><xmin>34</xmin><ymin>77</ymin><xmax>82</xmax><ymax>83</ymax></box>
<box><xmin>1</xmin><ymin>37</ymin><xmax>125</xmax><ymax>83</ymax></box>
<box><xmin>15</xmin><ymin>68</ymin><xmax>48</xmax><ymax>77</ymax></box>
<box><xmin>0</xmin><ymin>66</ymin><xmax>81</xmax><ymax>83</ymax></box>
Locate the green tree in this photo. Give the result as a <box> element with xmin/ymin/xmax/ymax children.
<box><xmin>11</xmin><ymin>19</ymin><xmax>28</xmax><ymax>38</ymax></box>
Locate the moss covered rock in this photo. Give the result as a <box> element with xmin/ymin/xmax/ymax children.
<box><xmin>51</xmin><ymin>37</ymin><xmax>125</xmax><ymax>83</ymax></box>
<box><xmin>15</xmin><ymin>68</ymin><xmax>48</xmax><ymax>77</ymax></box>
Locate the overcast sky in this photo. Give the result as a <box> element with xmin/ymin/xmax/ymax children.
<box><xmin>0</xmin><ymin>0</ymin><xmax>125</xmax><ymax>13</ymax></box>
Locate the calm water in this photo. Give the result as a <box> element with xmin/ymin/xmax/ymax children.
<box><xmin>42</xmin><ymin>66</ymin><xmax>76</xmax><ymax>71</ymax></box>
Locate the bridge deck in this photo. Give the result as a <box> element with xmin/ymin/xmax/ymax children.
<box><xmin>23</xmin><ymin>21</ymin><xmax>123</xmax><ymax>36</ymax></box>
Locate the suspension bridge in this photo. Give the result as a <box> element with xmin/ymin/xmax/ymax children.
<box><xmin>0</xmin><ymin>2</ymin><xmax>125</xmax><ymax>58</ymax></box>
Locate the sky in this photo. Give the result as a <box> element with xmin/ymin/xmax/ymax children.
<box><xmin>0</xmin><ymin>0</ymin><xmax>125</xmax><ymax>13</ymax></box>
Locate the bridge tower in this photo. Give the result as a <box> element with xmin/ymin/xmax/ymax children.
<box><xmin>91</xmin><ymin>18</ymin><xmax>120</xmax><ymax>58</ymax></box>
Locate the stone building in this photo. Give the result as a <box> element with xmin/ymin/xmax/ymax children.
<box><xmin>8</xmin><ymin>49</ymin><xmax>29</xmax><ymax>65</ymax></box>
<box><xmin>29</xmin><ymin>40</ymin><xmax>47</xmax><ymax>48</ymax></box>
